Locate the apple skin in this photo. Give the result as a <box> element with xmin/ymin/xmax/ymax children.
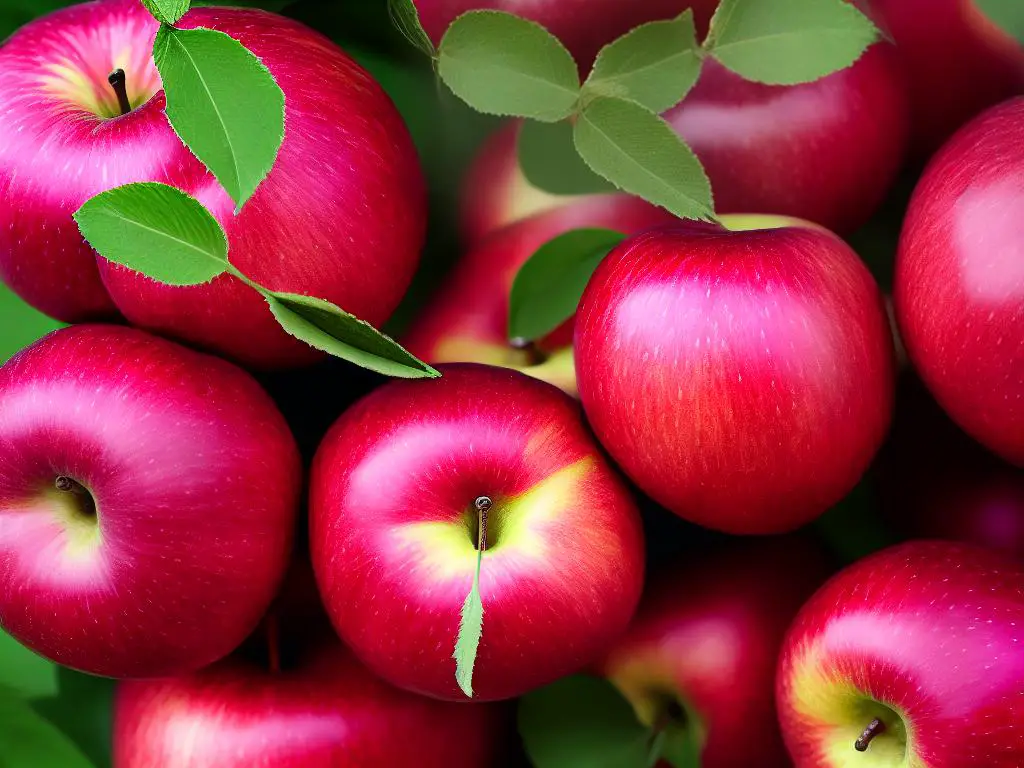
<box><xmin>113</xmin><ymin>641</ymin><xmax>508</xmax><ymax>767</ymax></box>
<box><xmin>599</xmin><ymin>537</ymin><xmax>828</xmax><ymax>768</ymax></box>
<box><xmin>415</xmin><ymin>0</ymin><xmax>717</xmax><ymax>71</ymax></box>
<box><xmin>777</xmin><ymin>540</ymin><xmax>1024</xmax><ymax>767</ymax></box>
<box><xmin>403</xmin><ymin>198</ymin><xmax>676</xmax><ymax>396</ymax></box>
<box><xmin>871</xmin><ymin>0</ymin><xmax>1024</xmax><ymax>156</ymax></box>
<box><xmin>0</xmin><ymin>0</ymin><xmax>426</xmax><ymax>368</ymax></box>
<box><xmin>0</xmin><ymin>324</ymin><xmax>301</xmax><ymax>678</ymax></box>
<box><xmin>575</xmin><ymin>217</ymin><xmax>895</xmax><ymax>534</ymax></box>
<box><xmin>894</xmin><ymin>97</ymin><xmax>1024</xmax><ymax>467</ymax></box>
<box><xmin>309</xmin><ymin>363</ymin><xmax>645</xmax><ymax>702</ymax></box>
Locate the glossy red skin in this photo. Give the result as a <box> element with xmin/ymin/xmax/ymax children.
<box><xmin>114</xmin><ymin>643</ymin><xmax>507</xmax><ymax>767</ymax></box>
<box><xmin>415</xmin><ymin>0</ymin><xmax>717</xmax><ymax>71</ymax></box>
<box><xmin>600</xmin><ymin>538</ymin><xmax>827</xmax><ymax>768</ymax></box>
<box><xmin>309</xmin><ymin>364</ymin><xmax>645</xmax><ymax>702</ymax></box>
<box><xmin>575</xmin><ymin>221</ymin><xmax>895</xmax><ymax>534</ymax></box>
<box><xmin>405</xmin><ymin>197</ymin><xmax>676</xmax><ymax>364</ymax></box>
<box><xmin>777</xmin><ymin>541</ymin><xmax>1024</xmax><ymax>767</ymax></box>
<box><xmin>872</xmin><ymin>0</ymin><xmax>1024</xmax><ymax>155</ymax></box>
<box><xmin>0</xmin><ymin>325</ymin><xmax>301</xmax><ymax>677</ymax></box>
<box><xmin>0</xmin><ymin>1</ymin><xmax>425</xmax><ymax>368</ymax></box>
<box><xmin>895</xmin><ymin>97</ymin><xmax>1024</xmax><ymax>467</ymax></box>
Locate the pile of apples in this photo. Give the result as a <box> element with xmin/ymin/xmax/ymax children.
<box><xmin>0</xmin><ymin>0</ymin><xmax>1022</xmax><ymax>767</ymax></box>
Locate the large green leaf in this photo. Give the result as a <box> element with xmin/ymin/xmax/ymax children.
<box><xmin>0</xmin><ymin>286</ymin><xmax>63</xmax><ymax>363</ymax></box>
<box><xmin>32</xmin><ymin>668</ymin><xmax>115</xmax><ymax>768</ymax></box>
<box><xmin>154</xmin><ymin>25</ymin><xmax>285</xmax><ymax>210</ymax></box>
<box><xmin>0</xmin><ymin>687</ymin><xmax>95</xmax><ymax>768</ymax></box>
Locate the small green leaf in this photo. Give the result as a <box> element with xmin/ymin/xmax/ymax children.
<box><xmin>154</xmin><ymin>25</ymin><xmax>285</xmax><ymax>210</ymax></box>
<box><xmin>573</xmin><ymin>97</ymin><xmax>714</xmax><ymax>221</ymax></box>
<box><xmin>704</xmin><ymin>0</ymin><xmax>879</xmax><ymax>85</ymax></box>
<box><xmin>976</xmin><ymin>0</ymin><xmax>1024</xmax><ymax>45</ymax></box>
<box><xmin>453</xmin><ymin>547</ymin><xmax>484</xmax><ymax>698</ymax></box>
<box><xmin>0</xmin><ymin>687</ymin><xmax>95</xmax><ymax>768</ymax></box>
<box><xmin>509</xmin><ymin>228</ymin><xmax>626</xmax><ymax>342</ymax></box>
<box><xmin>265</xmin><ymin>291</ymin><xmax>440</xmax><ymax>379</ymax></box>
<box><xmin>661</xmin><ymin>724</ymin><xmax>704</xmax><ymax>768</ymax></box>
<box><xmin>74</xmin><ymin>183</ymin><xmax>229</xmax><ymax>286</ymax></box>
<box><xmin>519</xmin><ymin>676</ymin><xmax>650</xmax><ymax>768</ymax></box>
<box><xmin>140</xmin><ymin>0</ymin><xmax>190</xmax><ymax>25</ymax></box>
<box><xmin>0</xmin><ymin>632</ymin><xmax>57</xmax><ymax>699</ymax></box>
<box><xmin>584</xmin><ymin>11</ymin><xmax>703</xmax><ymax>113</ymax></box>
<box><xmin>518</xmin><ymin>120</ymin><xmax>615</xmax><ymax>196</ymax></box>
<box><xmin>388</xmin><ymin>0</ymin><xmax>435</xmax><ymax>56</ymax></box>
<box><xmin>438</xmin><ymin>11</ymin><xmax>580</xmax><ymax>122</ymax></box>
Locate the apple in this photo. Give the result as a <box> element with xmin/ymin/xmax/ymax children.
<box><xmin>415</xmin><ymin>0</ymin><xmax>718</xmax><ymax>71</ymax></box>
<box><xmin>871</xmin><ymin>0</ymin><xmax>1024</xmax><ymax>156</ymax></box>
<box><xmin>599</xmin><ymin>537</ymin><xmax>828</xmax><ymax>768</ymax></box>
<box><xmin>777</xmin><ymin>540</ymin><xmax>1024</xmax><ymax>767</ymax></box>
<box><xmin>0</xmin><ymin>0</ymin><xmax>426</xmax><ymax>368</ymax></box>
<box><xmin>114</xmin><ymin>639</ymin><xmax>509</xmax><ymax>767</ymax></box>
<box><xmin>0</xmin><ymin>324</ymin><xmax>301</xmax><ymax>678</ymax></box>
<box><xmin>460</xmin><ymin>43</ymin><xmax>907</xmax><ymax>243</ymax></box>
<box><xmin>575</xmin><ymin>215</ymin><xmax>895</xmax><ymax>535</ymax></box>
<box><xmin>894</xmin><ymin>97</ymin><xmax>1024</xmax><ymax>467</ymax></box>
<box><xmin>309</xmin><ymin>363</ymin><xmax>645</xmax><ymax>702</ymax></box>
<box><xmin>403</xmin><ymin>197</ymin><xmax>676</xmax><ymax>396</ymax></box>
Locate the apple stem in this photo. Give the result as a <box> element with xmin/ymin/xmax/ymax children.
<box><xmin>107</xmin><ymin>69</ymin><xmax>132</xmax><ymax>116</ymax></box>
<box><xmin>855</xmin><ymin>718</ymin><xmax>886</xmax><ymax>752</ymax></box>
<box><xmin>474</xmin><ymin>496</ymin><xmax>491</xmax><ymax>552</ymax></box>
<box><xmin>265</xmin><ymin>613</ymin><xmax>281</xmax><ymax>674</ymax></box>
<box><xmin>509</xmin><ymin>337</ymin><xmax>546</xmax><ymax>366</ymax></box>
<box><xmin>54</xmin><ymin>476</ymin><xmax>96</xmax><ymax>517</ymax></box>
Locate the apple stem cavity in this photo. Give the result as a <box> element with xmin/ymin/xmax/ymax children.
<box><xmin>855</xmin><ymin>717</ymin><xmax>886</xmax><ymax>752</ymax></box>
<box><xmin>54</xmin><ymin>476</ymin><xmax>96</xmax><ymax>518</ymax></box>
<box><xmin>474</xmin><ymin>496</ymin><xmax>492</xmax><ymax>552</ymax></box>
<box><xmin>107</xmin><ymin>69</ymin><xmax>132</xmax><ymax>116</ymax></box>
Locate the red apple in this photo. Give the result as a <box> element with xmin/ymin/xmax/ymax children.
<box><xmin>895</xmin><ymin>97</ymin><xmax>1024</xmax><ymax>467</ymax></box>
<box><xmin>0</xmin><ymin>324</ymin><xmax>301</xmax><ymax>677</ymax></box>
<box><xmin>404</xmin><ymin>197</ymin><xmax>676</xmax><ymax>396</ymax></box>
<box><xmin>415</xmin><ymin>0</ymin><xmax>717</xmax><ymax>71</ymax></box>
<box><xmin>777</xmin><ymin>540</ymin><xmax>1024</xmax><ymax>767</ymax></box>
<box><xmin>460</xmin><ymin>43</ymin><xmax>907</xmax><ymax>243</ymax></box>
<box><xmin>309</xmin><ymin>363</ymin><xmax>645</xmax><ymax>702</ymax></box>
<box><xmin>575</xmin><ymin>215</ymin><xmax>895</xmax><ymax>534</ymax></box>
<box><xmin>114</xmin><ymin>641</ymin><xmax>507</xmax><ymax>767</ymax></box>
<box><xmin>0</xmin><ymin>0</ymin><xmax>426</xmax><ymax>368</ymax></box>
<box><xmin>872</xmin><ymin>0</ymin><xmax>1024</xmax><ymax>155</ymax></box>
<box><xmin>599</xmin><ymin>537</ymin><xmax>828</xmax><ymax>768</ymax></box>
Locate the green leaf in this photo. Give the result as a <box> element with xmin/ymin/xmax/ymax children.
<box><xmin>519</xmin><ymin>676</ymin><xmax>650</xmax><ymax>768</ymax></box>
<box><xmin>438</xmin><ymin>11</ymin><xmax>580</xmax><ymax>122</ymax></box>
<box><xmin>517</xmin><ymin>120</ymin><xmax>615</xmax><ymax>196</ymax></box>
<box><xmin>704</xmin><ymin>0</ymin><xmax>879</xmax><ymax>85</ymax></box>
<box><xmin>388</xmin><ymin>0</ymin><xmax>435</xmax><ymax>56</ymax></box>
<box><xmin>584</xmin><ymin>11</ymin><xmax>703</xmax><ymax>113</ymax></box>
<box><xmin>976</xmin><ymin>0</ymin><xmax>1024</xmax><ymax>45</ymax></box>
<box><xmin>74</xmin><ymin>183</ymin><xmax>229</xmax><ymax>286</ymax></box>
<box><xmin>0</xmin><ymin>632</ymin><xmax>57</xmax><ymax>699</ymax></box>
<box><xmin>140</xmin><ymin>0</ymin><xmax>190</xmax><ymax>25</ymax></box>
<box><xmin>573</xmin><ymin>97</ymin><xmax>714</xmax><ymax>221</ymax></box>
<box><xmin>265</xmin><ymin>291</ymin><xmax>440</xmax><ymax>379</ymax></box>
<box><xmin>0</xmin><ymin>286</ymin><xmax>63</xmax><ymax>364</ymax></box>
<box><xmin>509</xmin><ymin>228</ymin><xmax>626</xmax><ymax>342</ymax></box>
<box><xmin>661</xmin><ymin>724</ymin><xmax>703</xmax><ymax>768</ymax></box>
<box><xmin>0</xmin><ymin>687</ymin><xmax>95</xmax><ymax>768</ymax></box>
<box><xmin>31</xmin><ymin>668</ymin><xmax>114</xmax><ymax>768</ymax></box>
<box><xmin>453</xmin><ymin>547</ymin><xmax>484</xmax><ymax>698</ymax></box>
<box><xmin>154</xmin><ymin>25</ymin><xmax>285</xmax><ymax>210</ymax></box>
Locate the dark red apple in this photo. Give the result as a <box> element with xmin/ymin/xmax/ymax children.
<box><xmin>895</xmin><ymin>96</ymin><xmax>1024</xmax><ymax>467</ymax></box>
<box><xmin>575</xmin><ymin>216</ymin><xmax>895</xmax><ymax>534</ymax></box>
<box><xmin>0</xmin><ymin>324</ymin><xmax>301</xmax><ymax>677</ymax></box>
<box><xmin>777</xmin><ymin>540</ymin><xmax>1024</xmax><ymax>767</ymax></box>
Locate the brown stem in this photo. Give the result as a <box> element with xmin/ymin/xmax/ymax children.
<box><xmin>474</xmin><ymin>496</ymin><xmax>492</xmax><ymax>552</ymax></box>
<box><xmin>855</xmin><ymin>718</ymin><xmax>886</xmax><ymax>752</ymax></box>
<box><xmin>107</xmin><ymin>69</ymin><xmax>132</xmax><ymax>116</ymax></box>
<box><xmin>509</xmin><ymin>337</ymin><xmax>547</xmax><ymax>367</ymax></box>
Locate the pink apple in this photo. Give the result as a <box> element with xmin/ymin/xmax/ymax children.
<box><xmin>600</xmin><ymin>537</ymin><xmax>828</xmax><ymax>768</ymax></box>
<box><xmin>309</xmin><ymin>363</ymin><xmax>645</xmax><ymax>702</ymax></box>
<box><xmin>777</xmin><ymin>540</ymin><xmax>1024</xmax><ymax>767</ymax></box>
<box><xmin>895</xmin><ymin>96</ymin><xmax>1024</xmax><ymax>467</ymax></box>
<box><xmin>404</xmin><ymin>197</ymin><xmax>675</xmax><ymax>396</ymax></box>
<box><xmin>575</xmin><ymin>215</ymin><xmax>895</xmax><ymax>534</ymax></box>
<box><xmin>872</xmin><ymin>0</ymin><xmax>1024</xmax><ymax>155</ymax></box>
<box><xmin>0</xmin><ymin>324</ymin><xmax>301</xmax><ymax>677</ymax></box>
<box><xmin>0</xmin><ymin>0</ymin><xmax>425</xmax><ymax>368</ymax></box>
<box><xmin>114</xmin><ymin>641</ymin><xmax>508</xmax><ymax>767</ymax></box>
